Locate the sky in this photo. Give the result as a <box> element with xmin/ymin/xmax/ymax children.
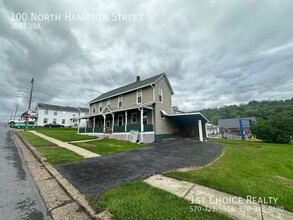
<box><xmin>1</xmin><ymin>0</ymin><xmax>293</xmax><ymax>122</ymax></box>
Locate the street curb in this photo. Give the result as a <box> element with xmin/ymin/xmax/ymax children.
<box><xmin>14</xmin><ymin>132</ymin><xmax>112</xmax><ymax>220</ymax></box>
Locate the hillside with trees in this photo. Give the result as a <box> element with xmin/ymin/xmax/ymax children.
<box><xmin>196</xmin><ymin>98</ymin><xmax>293</xmax><ymax>143</ymax></box>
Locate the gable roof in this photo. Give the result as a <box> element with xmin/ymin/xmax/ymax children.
<box><xmin>218</xmin><ymin>117</ymin><xmax>256</xmax><ymax>128</ymax></box>
<box><xmin>37</xmin><ymin>103</ymin><xmax>88</xmax><ymax>113</ymax></box>
<box><xmin>90</xmin><ymin>73</ymin><xmax>174</xmax><ymax>104</ymax></box>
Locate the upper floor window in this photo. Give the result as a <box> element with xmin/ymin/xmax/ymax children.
<box><xmin>159</xmin><ymin>88</ymin><xmax>163</xmax><ymax>103</ymax></box>
<box><xmin>99</xmin><ymin>103</ymin><xmax>103</xmax><ymax>112</ymax></box>
<box><xmin>45</xmin><ymin>109</ymin><xmax>48</xmax><ymax>115</ymax></box>
<box><xmin>54</xmin><ymin>111</ymin><xmax>57</xmax><ymax>116</ymax></box>
<box><xmin>93</xmin><ymin>108</ymin><xmax>96</xmax><ymax>113</ymax></box>
<box><xmin>53</xmin><ymin>118</ymin><xmax>57</xmax><ymax>124</ymax></box>
<box><xmin>118</xmin><ymin>96</ymin><xmax>123</xmax><ymax>108</ymax></box>
<box><xmin>107</xmin><ymin>99</ymin><xmax>111</xmax><ymax>106</ymax></box>
<box><xmin>137</xmin><ymin>89</ymin><xmax>142</xmax><ymax>104</ymax></box>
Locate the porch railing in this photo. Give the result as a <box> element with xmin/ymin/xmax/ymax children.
<box><xmin>79</xmin><ymin>124</ymin><xmax>154</xmax><ymax>133</ymax></box>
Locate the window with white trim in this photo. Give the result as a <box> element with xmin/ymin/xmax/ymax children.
<box><xmin>118</xmin><ymin>96</ymin><xmax>123</xmax><ymax>108</ymax></box>
<box><xmin>45</xmin><ymin>109</ymin><xmax>48</xmax><ymax>115</ymax></box>
<box><xmin>99</xmin><ymin>103</ymin><xmax>103</xmax><ymax>112</ymax></box>
<box><xmin>131</xmin><ymin>112</ymin><xmax>137</xmax><ymax>123</ymax></box>
<box><xmin>62</xmin><ymin>119</ymin><xmax>65</xmax><ymax>124</ymax></box>
<box><xmin>54</xmin><ymin>111</ymin><xmax>57</xmax><ymax>116</ymax></box>
<box><xmin>137</xmin><ymin>89</ymin><xmax>142</xmax><ymax>104</ymax></box>
<box><xmin>43</xmin><ymin>118</ymin><xmax>48</xmax><ymax>123</ymax></box>
<box><xmin>53</xmin><ymin>118</ymin><xmax>57</xmax><ymax>124</ymax></box>
<box><xmin>93</xmin><ymin>108</ymin><xmax>96</xmax><ymax>113</ymax></box>
<box><xmin>107</xmin><ymin>99</ymin><xmax>111</xmax><ymax>106</ymax></box>
<box><xmin>159</xmin><ymin>88</ymin><xmax>163</xmax><ymax>103</ymax></box>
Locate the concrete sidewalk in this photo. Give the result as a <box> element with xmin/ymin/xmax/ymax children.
<box><xmin>30</xmin><ymin>131</ymin><xmax>100</xmax><ymax>158</ymax></box>
<box><xmin>144</xmin><ymin>174</ymin><xmax>293</xmax><ymax>220</ymax></box>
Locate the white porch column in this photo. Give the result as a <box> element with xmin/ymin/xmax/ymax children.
<box><xmin>112</xmin><ymin>113</ymin><xmax>115</xmax><ymax>132</ymax></box>
<box><xmin>198</xmin><ymin>119</ymin><xmax>203</xmax><ymax>142</ymax></box>
<box><xmin>92</xmin><ymin>116</ymin><xmax>96</xmax><ymax>133</ymax></box>
<box><xmin>140</xmin><ymin>108</ymin><xmax>144</xmax><ymax>142</ymax></box>
<box><xmin>125</xmin><ymin>111</ymin><xmax>128</xmax><ymax>132</ymax></box>
<box><xmin>77</xmin><ymin>119</ymin><xmax>80</xmax><ymax>133</ymax></box>
<box><xmin>103</xmin><ymin>114</ymin><xmax>106</xmax><ymax>133</ymax></box>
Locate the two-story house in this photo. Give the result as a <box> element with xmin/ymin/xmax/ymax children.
<box><xmin>79</xmin><ymin>73</ymin><xmax>208</xmax><ymax>143</ymax></box>
<box><xmin>36</xmin><ymin>103</ymin><xmax>88</xmax><ymax>127</ymax></box>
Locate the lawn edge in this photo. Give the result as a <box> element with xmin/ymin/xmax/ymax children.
<box><xmin>14</xmin><ymin>131</ymin><xmax>113</xmax><ymax>220</ymax></box>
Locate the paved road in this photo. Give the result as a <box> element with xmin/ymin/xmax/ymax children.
<box><xmin>57</xmin><ymin>138</ymin><xmax>223</xmax><ymax>199</ymax></box>
<box><xmin>0</xmin><ymin>124</ymin><xmax>51</xmax><ymax>220</ymax></box>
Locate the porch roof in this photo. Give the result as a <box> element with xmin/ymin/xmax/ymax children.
<box><xmin>161</xmin><ymin>111</ymin><xmax>209</xmax><ymax>123</ymax></box>
<box><xmin>81</xmin><ymin>105</ymin><xmax>154</xmax><ymax>119</ymax></box>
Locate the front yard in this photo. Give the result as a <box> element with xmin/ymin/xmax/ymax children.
<box><xmin>166</xmin><ymin>139</ymin><xmax>293</xmax><ymax>212</ymax></box>
<box><xmin>31</xmin><ymin>127</ymin><xmax>97</xmax><ymax>142</ymax></box>
<box><xmin>73</xmin><ymin>138</ymin><xmax>146</xmax><ymax>155</ymax></box>
<box><xmin>18</xmin><ymin>131</ymin><xmax>84</xmax><ymax>165</ymax></box>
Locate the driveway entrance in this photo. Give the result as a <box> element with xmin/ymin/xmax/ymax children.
<box><xmin>56</xmin><ymin>138</ymin><xmax>223</xmax><ymax>198</ymax></box>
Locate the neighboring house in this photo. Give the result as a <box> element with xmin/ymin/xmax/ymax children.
<box><xmin>206</xmin><ymin>123</ymin><xmax>219</xmax><ymax>137</ymax></box>
<box><xmin>36</xmin><ymin>103</ymin><xmax>88</xmax><ymax>127</ymax></box>
<box><xmin>79</xmin><ymin>73</ymin><xmax>208</xmax><ymax>143</ymax></box>
<box><xmin>218</xmin><ymin>117</ymin><xmax>256</xmax><ymax>139</ymax></box>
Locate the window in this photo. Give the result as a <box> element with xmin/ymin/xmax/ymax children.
<box><xmin>93</xmin><ymin>108</ymin><xmax>96</xmax><ymax>113</ymax></box>
<box><xmin>118</xmin><ymin>96</ymin><xmax>123</xmax><ymax>108</ymax></box>
<box><xmin>53</xmin><ymin>118</ymin><xmax>57</xmax><ymax>124</ymax></box>
<box><xmin>159</xmin><ymin>88</ymin><xmax>163</xmax><ymax>103</ymax></box>
<box><xmin>43</xmin><ymin>118</ymin><xmax>48</xmax><ymax>123</ymax></box>
<box><xmin>118</xmin><ymin>115</ymin><xmax>124</xmax><ymax>126</ymax></box>
<box><xmin>107</xmin><ymin>99</ymin><xmax>111</xmax><ymax>106</ymax></box>
<box><xmin>54</xmin><ymin>111</ymin><xmax>57</xmax><ymax>116</ymax></box>
<box><xmin>99</xmin><ymin>103</ymin><xmax>103</xmax><ymax>112</ymax></box>
<box><xmin>131</xmin><ymin>112</ymin><xmax>137</xmax><ymax>123</ymax></box>
<box><xmin>45</xmin><ymin>109</ymin><xmax>48</xmax><ymax>115</ymax></box>
<box><xmin>73</xmin><ymin>114</ymin><xmax>76</xmax><ymax>117</ymax></box>
<box><xmin>137</xmin><ymin>89</ymin><xmax>142</xmax><ymax>104</ymax></box>
<box><xmin>143</xmin><ymin>110</ymin><xmax>148</xmax><ymax>124</ymax></box>
<box><xmin>62</xmin><ymin>119</ymin><xmax>65</xmax><ymax>124</ymax></box>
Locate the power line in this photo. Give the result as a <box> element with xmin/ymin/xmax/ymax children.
<box><xmin>0</xmin><ymin>83</ymin><xmax>29</xmax><ymax>90</ymax></box>
<box><xmin>0</xmin><ymin>93</ymin><xmax>27</xmax><ymax>98</ymax></box>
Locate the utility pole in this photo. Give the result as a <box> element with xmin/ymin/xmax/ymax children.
<box><xmin>13</xmin><ymin>104</ymin><xmax>18</xmax><ymax>120</ymax></box>
<box><xmin>25</xmin><ymin>77</ymin><xmax>34</xmax><ymax>131</ymax></box>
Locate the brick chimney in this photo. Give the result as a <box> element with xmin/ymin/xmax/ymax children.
<box><xmin>136</xmin><ymin>75</ymin><xmax>141</xmax><ymax>82</ymax></box>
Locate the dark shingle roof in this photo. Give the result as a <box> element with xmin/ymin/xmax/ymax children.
<box><xmin>90</xmin><ymin>73</ymin><xmax>173</xmax><ymax>103</ymax></box>
<box><xmin>218</xmin><ymin>117</ymin><xmax>256</xmax><ymax>128</ymax></box>
<box><xmin>37</xmin><ymin>103</ymin><xmax>88</xmax><ymax>113</ymax></box>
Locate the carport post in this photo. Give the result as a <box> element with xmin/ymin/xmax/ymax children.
<box><xmin>198</xmin><ymin>119</ymin><xmax>203</xmax><ymax>142</ymax></box>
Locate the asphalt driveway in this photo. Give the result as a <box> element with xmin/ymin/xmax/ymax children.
<box><xmin>56</xmin><ymin>138</ymin><xmax>223</xmax><ymax>198</ymax></box>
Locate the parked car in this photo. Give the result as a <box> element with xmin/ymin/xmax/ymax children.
<box><xmin>13</xmin><ymin>123</ymin><xmax>34</xmax><ymax>128</ymax></box>
<box><xmin>44</xmin><ymin>123</ymin><xmax>65</xmax><ymax>128</ymax></box>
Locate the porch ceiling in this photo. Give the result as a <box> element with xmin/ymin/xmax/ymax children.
<box><xmin>162</xmin><ymin>111</ymin><xmax>209</xmax><ymax>123</ymax></box>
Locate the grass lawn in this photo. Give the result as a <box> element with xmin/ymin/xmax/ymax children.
<box><xmin>18</xmin><ymin>131</ymin><xmax>57</xmax><ymax>147</ymax></box>
<box><xmin>74</xmin><ymin>138</ymin><xmax>146</xmax><ymax>155</ymax></box>
<box><xmin>166</xmin><ymin>139</ymin><xmax>293</xmax><ymax>212</ymax></box>
<box><xmin>17</xmin><ymin>131</ymin><xmax>84</xmax><ymax>165</ymax></box>
<box><xmin>37</xmin><ymin>147</ymin><xmax>84</xmax><ymax>165</ymax></box>
<box><xmin>31</xmin><ymin>127</ymin><xmax>97</xmax><ymax>142</ymax></box>
<box><xmin>87</xmin><ymin>181</ymin><xmax>231</xmax><ymax>220</ymax></box>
